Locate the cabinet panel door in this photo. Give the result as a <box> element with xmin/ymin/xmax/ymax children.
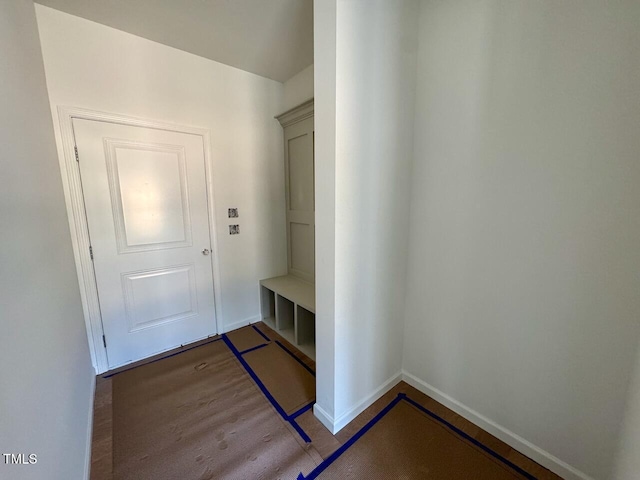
<box><xmin>284</xmin><ymin>116</ymin><xmax>314</xmax><ymax>282</ymax></box>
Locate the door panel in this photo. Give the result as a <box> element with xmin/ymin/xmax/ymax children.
<box><xmin>122</xmin><ymin>264</ymin><xmax>198</xmax><ymax>332</ymax></box>
<box><xmin>105</xmin><ymin>140</ymin><xmax>192</xmax><ymax>251</ymax></box>
<box><xmin>284</xmin><ymin>116</ymin><xmax>315</xmax><ymax>282</ymax></box>
<box><xmin>290</xmin><ymin>222</ymin><xmax>314</xmax><ymax>274</ymax></box>
<box><xmin>73</xmin><ymin>118</ymin><xmax>217</xmax><ymax>369</ymax></box>
<box><xmin>287</xmin><ymin>134</ymin><xmax>314</xmax><ymax>212</ymax></box>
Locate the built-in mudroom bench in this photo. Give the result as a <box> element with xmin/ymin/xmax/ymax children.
<box><xmin>260</xmin><ymin>98</ymin><xmax>316</xmax><ymax>360</ymax></box>
<box><xmin>260</xmin><ymin>275</ymin><xmax>315</xmax><ymax>360</ymax></box>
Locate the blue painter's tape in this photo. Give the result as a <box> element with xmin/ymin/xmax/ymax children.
<box><xmin>299</xmin><ymin>394</ymin><xmax>404</xmax><ymax>480</ymax></box>
<box><xmin>238</xmin><ymin>343</ymin><xmax>269</xmax><ymax>355</ymax></box>
<box><xmin>222</xmin><ymin>335</ymin><xmax>289</xmax><ymax>419</ymax></box>
<box><xmin>402</xmin><ymin>395</ymin><xmax>537</xmax><ymax>480</ymax></box>
<box><xmin>275</xmin><ymin>340</ymin><xmax>316</xmax><ymax>377</ymax></box>
<box><xmin>252</xmin><ymin>324</ymin><xmax>271</xmax><ymax>342</ymax></box>
<box><xmin>297</xmin><ymin>393</ymin><xmax>537</xmax><ymax>480</ymax></box>
<box><xmin>289</xmin><ymin>401</ymin><xmax>315</xmax><ymax>420</ymax></box>
<box><xmin>290</xmin><ymin>418</ymin><xmax>312</xmax><ymax>443</ymax></box>
<box><xmin>222</xmin><ymin>334</ymin><xmax>313</xmax><ymax>443</ymax></box>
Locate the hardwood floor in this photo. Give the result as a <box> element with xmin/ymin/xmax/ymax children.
<box><xmin>90</xmin><ymin>323</ymin><xmax>563</xmax><ymax>480</ymax></box>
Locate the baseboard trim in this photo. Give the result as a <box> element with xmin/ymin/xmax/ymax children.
<box><xmin>401</xmin><ymin>370</ymin><xmax>593</xmax><ymax>480</ymax></box>
<box><xmin>223</xmin><ymin>315</ymin><xmax>262</xmax><ymax>334</ymax></box>
<box><xmin>332</xmin><ymin>372</ymin><xmax>403</xmax><ymax>433</ymax></box>
<box><xmin>84</xmin><ymin>370</ymin><xmax>96</xmax><ymax>480</ymax></box>
<box><xmin>314</xmin><ymin>372</ymin><xmax>402</xmax><ymax>435</ymax></box>
<box><xmin>313</xmin><ymin>403</ymin><xmax>335</xmax><ymax>434</ymax></box>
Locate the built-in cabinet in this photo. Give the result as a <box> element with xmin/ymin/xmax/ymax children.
<box><xmin>261</xmin><ymin>99</ymin><xmax>315</xmax><ymax>359</ymax></box>
<box><xmin>281</xmin><ymin>100</ymin><xmax>315</xmax><ymax>282</ymax></box>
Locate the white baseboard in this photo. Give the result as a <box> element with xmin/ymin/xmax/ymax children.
<box><xmin>222</xmin><ymin>315</ymin><xmax>262</xmax><ymax>334</ymax></box>
<box><xmin>333</xmin><ymin>372</ymin><xmax>403</xmax><ymax>433</ymax></box>
<box><xmin>401</xmin><ymin>370</ymin><xmax>593</xmax><ymax>480</ymax></box>
<box><xmin>313</xmin><ymin>403</ymin><xmax>335</xmax><ymax>434</ymax></box>
<box><xmin>84</xmin><ymin>370</ymin><xmax>96</xmax><ymax>480</ymax></box>
<box><xmin>314</xmin><ymin>372</ymin><xmax>403</xmax><ymax>434</ymax></box>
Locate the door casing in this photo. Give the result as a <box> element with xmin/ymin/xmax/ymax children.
<box><xmin>56</xmin><ymin>106</ymin><xmax>223</xmax><ymax>374</ymax></box>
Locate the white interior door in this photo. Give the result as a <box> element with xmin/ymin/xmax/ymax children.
<box><xmin>73</xmin><ymin>118</ymin><xmax>217</xmax><ymax>369</ymax></box>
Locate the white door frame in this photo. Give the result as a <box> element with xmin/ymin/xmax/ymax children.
<box><xmin>56</xmin><ymin>106</ymin><xmax>223</xmax><ymax>374</ymax></box>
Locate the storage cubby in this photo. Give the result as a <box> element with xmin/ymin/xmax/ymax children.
<box><xmin>259</xmin><ymin>275</ymin><xmax>315</xmax><ymax>360</ymax></box>
<box><xmin>295</xmin><ymin>305</ymin><xmax>315</xmax><ymax>358</ymax></box>
<box><xmin>260</xmin><ymin>286</ymin><xmax>276</xmax><ymax>329</ymax></box>
<box><xmin>275</xmin><ymin>294</ymin><xmax>294</xmax><ymax>333</ymax></box>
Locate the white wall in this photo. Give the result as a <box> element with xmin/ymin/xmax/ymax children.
<box><xmin>403</xmin><ymin>1</ymin><xmax>640</xmax><ymax>479</ymax></box>
<box><xmin>0</xmin><ymin>1</ymin><xmax>94</xmax><ymax>479</ymax></box>
<box><xmin>34</xmin><ymin>5</ymin><xmax>288</xmax><ymax>351</ymax></box>
<box><xmin>314</xmin><ymin>0</ymin><xmax>419</xmax><ymax>432</ymax></box>
<box><xmin>282</xmin><ymin>64</ymin><xmax>314</xmax><ymax>111</ymax></box>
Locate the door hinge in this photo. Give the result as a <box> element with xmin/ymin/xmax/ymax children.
<box><xmin>89</xmin><ymin>245</ymin><xmax>94</xmax><ymax>260</ymax></box>
<box><xmin>74</xmin><ymin>145</ymin><xmax>79</xmax><ymax>162</ymax></box>
<box><xmin>102</xmin><ymin>335</ymin><xmax>107</xmax><ymax>348</ymax></box>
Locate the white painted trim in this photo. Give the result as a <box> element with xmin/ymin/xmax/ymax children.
<box><xmin>331</xmin><ymin>372</ymin><xmax>403</xmax><ymax>434</ymax></box>
<box><xmin>84</xmin><ymin>372</ymin><xmax>96</xmax><ymax>480</ymax></box>
<box><xmin>223</xmin><ymin>315</ymin><xmax>262</xmax><ymax>334</ymax></box>
<box><xmin>56</xmin><ymin>106</ymin><xmax>223</xmax><ymax>374</ymax></box>
<box><xmin>401</xmin><ymin>370</ymin><xmax>593</xmax><ymax>480</ymax></box>
<box><xmin>275</xmin><ymin>98</ymin><xmax>314</xmax><ymax>128</ymax></box>
<box><xmin>313</xmin><ymin>372</ymin><xmax>402</xmax><ymax>435</ymax></box>
<box><xmin>313</xmin><ymin>402</ymin><xmax>335</xmax><ymax>434</ymax></box>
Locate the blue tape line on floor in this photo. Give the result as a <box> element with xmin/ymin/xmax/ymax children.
<box><xmin>297</xmin><ymin>393</ymin><xmax>537</xmax><ymax>480</ymax></box>
<box><xmin>402</xmin><ymin>395</ymin><xmax>537</xmax><ymax>480</ymax></box>
<box><xmin>252</xmin><ymin>324</ymin><xmax>271</xmax><ymax>342</ymax></box>
<box><xmin>297</xmin><ymin>394</ymin><xmax>403</xmax><ymax>480</ymax></box>
<box><xmin>222</xmin><ymin>334</ymin><xmax>313</xmax><ymax>444</ymax></box>
<box><xmin>290</xmin><ymin>418</ymin><xmax>312</xmax><ymax>443</ymax></box>
<box><xmin>289</xmin><ymin>401</ymin><xmax>315</xmax><ymax>420</ymax></box>
<box><xmin>238</xmin><ymin>343</ymin><xmax>269</xmax><ymax>355</ymax></box>
<box><xmin>275</xmin><ymin>340</ymin><xmax>316</xmax><ymax>377</ymax></box>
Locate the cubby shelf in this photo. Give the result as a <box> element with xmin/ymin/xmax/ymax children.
<box><xmin>260</xmin><ymin>275</ymin><xmax>315</xmax><ymax>360</ymax></box>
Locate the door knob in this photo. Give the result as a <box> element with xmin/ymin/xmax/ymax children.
<box><xmin>202</xmin><ymin>249</ymin><xmax>210</xmax><ymax>255</ymax></box>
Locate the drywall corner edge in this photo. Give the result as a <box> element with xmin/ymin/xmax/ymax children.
<box><xmin>401</xmin><ymin>370</ymin><xmax>594</xmax><ymax>480</ymax></box>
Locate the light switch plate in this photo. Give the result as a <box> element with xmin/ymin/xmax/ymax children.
<box><xmin>229</xmin><ymin>225</ymin><xmax>240</xmax><ymax>235</ymax></box>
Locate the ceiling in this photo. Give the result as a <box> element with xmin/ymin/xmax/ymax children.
<box><xmin>34</xmin><ymin>0</ymin><xmax>314</xmax><ymax>82</ymax></box>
